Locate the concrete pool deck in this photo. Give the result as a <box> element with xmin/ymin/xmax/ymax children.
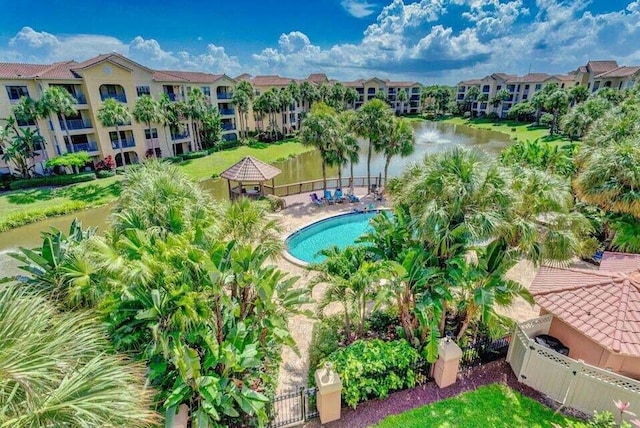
<box><xmin>270</xmin><ymin>189</ymin><xmax>595</xmax><ymax>394</ymax></box>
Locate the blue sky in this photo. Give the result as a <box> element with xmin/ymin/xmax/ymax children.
<box><xmin>1</xmin><ymin>0</ymin><xmax>639</xmax><ymax>84</ymax></box>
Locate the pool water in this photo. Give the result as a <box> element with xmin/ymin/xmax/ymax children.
<box><xmin>286</xmin><ymin>211</ymin><xmax>383</xmax><ymax>264</ymax></box>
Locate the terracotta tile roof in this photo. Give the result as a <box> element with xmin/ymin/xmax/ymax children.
<box><xmin>458</xmin><ymin>79</ymin><xmax>482</xmax><ymax>86</ymax></box>
<box><xmin>251</xmin><ymin>75</ymin><xmax>296</xmax><ymax>87</ymax></box>
<box><xmin>307</xmin><ymin>73</ymin><xmax>328</xmax><ymax>83</ymax></box>
<box><xmin>343</xmin><ymin>79</ymin><xmax>366</xmax><ymax>87</ymax></box>
<box><xmin>72</xmin><ymin>53</ymin><xmax>115</xmax><ymax>69</ymax></box>
<box><xmin>0</xmin><ymin>61</ymin><xmax>81</xmax><ymax>79</ymax></box>
<box><xmin>530</xmin><ymin>253</ymin><xmax>640</xmax><ymax>357</ymax></box>
<box><xmin>577</xmin><ymin>66</ymin><xmax>588</xmax><ymax>73</ymax></box>
<box><xmin>34</xmin><ymin>61</ymin><xmax>80</xmax><ymax>79</ymax></box>
<box><xmin>0</xmin><ymin>62</ymin><xmax>51</xmax><ymax>78</ymax></box>
<box><xmin>492</xmin><ymin>72</ymin><xmax>516</xmax><ymax>80</ymax></box>
<box><xmin>153</xmin><ymin>70</ymin><xmax>225</xmax><ymax>83</ymax></box>
<box><xmin>600</xmin><ymin>252</ymin><xmax>640</xmax><ymax>273</ymax></box>
<box><xmin>554</xmin><ymin>74</ymin><xmax>576</xmax><ymax>82</ymax></box>
<box><xmin>235</xmin><ymin>73</ymin><xmax>252</xmax><ymax>81</ymax></box>
<box><xmin>220</xmin><ymin>156</ymin><xmax>281</xmax><ymax>182</ymax></box>
<box><xmin>507</xmin><ymin>73</ymin><xmax>552</xmax><ymax>83</ymax></box>
<box><xmin>387</xmin><ymin>80</ymin><xmax>419</xmax><ymax>87</ymax></box>
<box><xmin>596</xmin><ymin>66</ymin><xmax>640</xmax><ymax>78</ymax></box>
<box><xmin>587</xmin><ymin>60</ymin><xmax>619</xmax><ymax>74</ymax></box>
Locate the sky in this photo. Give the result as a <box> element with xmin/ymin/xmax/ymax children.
<box><xmin>0</xmin><ymin>0</ymin><xmax>639</xmax><ymax>84</ymax></box>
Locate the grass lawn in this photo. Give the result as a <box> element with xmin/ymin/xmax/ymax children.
<box><xmin>374</xmin><ymin>384</ymin><xmax>577</xmax><ymax>428</ymax></box>
<box><xmin>440</xmin><ymin>116</ymin><xmax>572</xmax><ymax>147</ymax></box>
<box><xmin>0</xmin><ymin>140</ymin><xmax>313</xmax><ymax>232</ymax></box>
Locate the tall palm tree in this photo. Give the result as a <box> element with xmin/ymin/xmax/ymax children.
<box><xmin>97</xmin><ymin>98</ymin><xmax>132</xmax><ymax>167</ymax></box>
<box><xmin>133</xmin><ymin>94</ymin><xmax>163</xmax><ymax>158</ymax></box>
<box><xmin>396</xmin><ymin>88</ymin><xmax>408</xmax><ymax>115</ymax></box>
<box><xmin>344</xmin><ymin>87</ymin><xmax>360</xmax><ymax>110</ymax></box>
<box><xmin>278</xmin><ymin>87</ymin><xmax>294</xmax><ymax>137</ymax></box>
<box><xmin>40</xmin><ymin>86</ymin><xmax>77</xmax><ymax>155</ymax></box>
<box><xmin>299</xmin><ymin>81</ymin><xmax>317</xmax><ymax>112</ymax></box>
<box><xmin>300</xmin><ymin>103</ymin><xmax>339</xmax><ymax>192</ymax></box>
<box><xmin>354</xmin><ymin>99</ymin><xmax>392</xmax><ymax>191</ymax></box>
<box><xmin>0</xmin><ymin>285</ymin><xmax>159</xmax><ymax>427</ymax></box>
<box><xmin>318</xmin><ymin>83</ymin><xmax>330</xmax><ymax>103</ymax></box>
<box><xmin>235</xmin><ymin>80</ymin><xmax>255</xmax><ymax>137</ymax></box>
<box><xmin>187</xmin><ymin>87</ymin><xmax>209</xmax><ymax>150</ymax></box>
<box><xmin>381</xmin><ymin>117</ymin><xmax>415</xmax><ymax>186</ymax></box>
<box><xmin>544</xmin><ymin>89</ymin><xmax>569</xmax><ymax>135</ymax></box>
<box><xmin>12</xmin><ymin>96</ymin><xmax>49</xmax><ymax>169</ymax></box>
<box><xmin>489</xmin><ymin>88</ymin><xmax>510</xmax><ymax>115</ymax></box>
<box><xmin>158</xmin><ymin>93</ymin><xmax>177</xmax><ymax>156</ymax></box>
<box><xmin>328</xmin><ymin>82</ymin><xmax>346</xmax><ymax>110</ymax></box>
<box><xmin>464</xmin><ymin>86</ymin><xmax>480</xmax><ymax>116</ymax></box>
<box><xmin>231</xmin><ymin>89</ymin><xmax>250</xmax><ymax>140</ymax></box>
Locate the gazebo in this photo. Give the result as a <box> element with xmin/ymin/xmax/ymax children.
<box><xmin>221</xmin><ymin>156</ymin><xmax>282</xmax><ymax>200</ymax></box>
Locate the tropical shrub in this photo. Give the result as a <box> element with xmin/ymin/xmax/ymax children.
<box><xmin>95</xmin><ymin>154</ymin><xmax>116</xmax><ymax>171</ymax></box>
<box><xmin>309</xmin><ymin>315</ymin><xmax>346</xmax><ymax>385</ymax></box>
<box><xmin>163</xmin><ymin>155</ymin><xmax>184</xmax><ymax>163</ymax></box>
<box><xmin>96</xmin><ymin>169</ymin><xmax>116</xmax><ymax>178</ymax></box>
<box><xmin>323</xmin><ymin>339</ymin><xmax>422</xmax><ymax>408</ymax></box>
<box><xmin>499</xmin><ymin>139</ymin><xmax>577</xmax><ymax>176</ymax></box>
<box><xmin>216</xmin><ymin>138</ymin><xmax>241</xmax><ymax>151</ymax></box>
<box><xmin>44</xmin><ymin>151</ymin><xmax>92</xmax><ymax>169</ymax></box>
<box><xmin>9</xmin><ymin>172</ymin><xmax>96</xmax><ymax>189</ymax></box>
<box><xmin>182</xmin><ymin>150</ymin><xmax>208</xmax><ymax>160</ymax></box>
<box><xmin>540</xmin><ymin>112</ymin><xmax>554</xmax><ymax>128</ymax></box>
<box><xmin>0</xmin><ymin>285</ymin><xmax>159</xmax><ymax>427</ymax></box>
<box><xmin>486</xmin><ymin>111</ymin><xmax>500</xmax><ymax>120</ymax></box>
<box><xmin>264</xmin><ymin>194</ymin><xmax>286</xmax><ymax>211</ymax></box>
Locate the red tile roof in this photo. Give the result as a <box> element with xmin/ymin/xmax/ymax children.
<box><xmin>0</xmin><ymin>61</ymin><xmax>81</xmax><ymax>79</ymax></box>
<box><xmin>596</xmin><ymin>66</ymin><xmax>640</xmax><ymax>78</ymax></box>
<box><xmin>251</xmin><ymin>75</ymin><xmax>296</xmax><ymax>86</ymax></box>
<box><xmin>531</xmin><ymin>253</ymin><xmax>640</xmax><ymax>357</ymax></box>
<box><xmin>0</xmin><ymin>62</ymin><xmax>50</xmax><ymax>78</ymax></box>
<box><xmin>506</xmin><ymin>73</ymin><xmax>552</xmax><ymax>83</ymax></box>
<box><xmin>587</xmin><ymin>60</ymin><xmax>619</xmax><ymax>74</ymax></box>
<box><xmin>307</xmin><ymin>73</ymin><xmax>328</xmax><ymax>83</ymax></box>
<box><xmin>600</xmin><ymin>252</ymin><xmax>640</xmax><ymax>273</ymax></box>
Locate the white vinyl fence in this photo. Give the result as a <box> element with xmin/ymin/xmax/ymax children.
<box><xmin>507</xmin><ymin>315</ymin><xmax>640</xmax><ymax>421</ymax></box>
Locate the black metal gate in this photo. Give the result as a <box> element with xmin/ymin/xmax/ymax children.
<box><xmin>268</xmin><ymin>386</ymin><xmax>319</xmax><ymax>428</ymax></box>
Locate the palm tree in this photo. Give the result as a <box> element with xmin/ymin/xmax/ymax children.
<box><xmin>232</xmin><ymin>89</ymin><xmax>250</xmax><ymax>140</ymax></box>
<box><xmin>1</xmin><ymin>124</ymin><xmax>44</xmax><ymax>178</ymax></box>
<box><xmin>300</xmin><ymin>103</ymin><xmax>339</xmax><ymax>192</ymax></box>
<box><xmin>354</xmin><ymin>99</ymin><xmax>392</xmax><ymax>191</ymax></box>
<box><xmin>344</xmin><ymin>87</ymin><xmax>359</xmax><ymax>110</ymax></box>
<box><xmin>381</xmin><ymin>117</ymin><xmax>415</xmax><ymax>186</ymax></box>
<box><xmin>328</xmin><ymin>82</ymin><xmax>346</xmax><ymax>110</ymax></box>
<box><xmin>279</xmin><ymin>87</ymin><xmax>294</xmax><ymax>136</ymax></box>
<box><xmin>464</xmin><ymin>86</ymin><xmax>480</xmax><ymax>115</ymax></box>
<box><xmin>318</xmin><ymin>83</ymin><xmax>330</xmax><ymax>103</ymax></box>
<box><xmin>0</xmin><ymin>284</ymin><xmax>159</xmax><ymax>427</ymax></box>
<box><xmin>97</xmin><ymin>98</ymin><xmax>132</xmax><ymax>167</ymax></box>
<box><xmin>339</xmin><ymin>110</ymin><xmax>360</xmax><ymax>185</ymax></box>
<box><xmin>544</xmin><ymin>89</ymin><xmax>569</xmax><ymax>135</ymax></box>
<box><xmin>187</xmin><ymin>87</ymin><xmax>208</xmax><ymax>150</ymax></box>
<box><xmin>235</xmin><ymin>80</ymin><xmax>255</xmax><ymax>137</ymax></box>
<box><xmin>489</xmin><ymin>88</ymin><xmax>510</xmax><ymax>115</ymax></box>
<box><xmin>40</xmin><ymin>86</ymin><xmax>77</xmax><ymax>153</ymax></box>
<box><xmin>133</xmin><ymin>94</ymin><xmax>163</xmax><ymax>158</ymax></box>
<box><xmin>569</xmin><ymin>85</ymin><xmax>589</xmax><ymax>105</ymax></box>
<box><xmin>396</xmin><ymin>88</ymin><xmax>408</xmax><ymax>115</ymax></box>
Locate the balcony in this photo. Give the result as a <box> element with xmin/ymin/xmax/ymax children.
<box><xmin>111</xmin><ymin>138</ymin><xmax>136</xmax><ymax>149</ymax></box>
<box><xmin>60</xmin><ymin>118</ymin><xmax>92</xmax><ymax>130</ymax></box>
<box><xmin>219</xmin><ymin>108</ymin><xmax>235</xmax><ymax>116</ymax></box>
<box><xmin>66</xmin><ymin>141</ymin><xmax>98</xmax><ymax>152</ymax></box>
<box><xmin>101</xmin><ymin>93</ymin><xmax>127</xmax><ymax>103</ymax></box>
<box><xmin>216</xmin><ymin>92</ymin><xmax>233</xmax><ymax>99</ymax></box>
<box><xmin>171</xmin><ymin>130</ymin><xmax>190</xmax><ymax>141</ymax></box>
<box><xmin>165</xmin><ymin>93</ymin><xmax>181</xmax><ymax>102</ymax></box>
<box><xmin>222</xmin><ymin>123</ymin><xmax>236</xmax><ymax>131</ymax></box>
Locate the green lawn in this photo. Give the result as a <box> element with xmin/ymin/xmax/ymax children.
<box><xmin>0</xmin><ymin>140</ymin><xmax>313</xmax><ymax>232</ymax></box>
<box><xmin>374</xmin><ymin>384</ymin><xmax>577</xmax><ymax>428</ymax></box>
<box><xmin>440</xmin><ymin>117</ymin><xmax>572</xmax><ymax>147</ymax></box>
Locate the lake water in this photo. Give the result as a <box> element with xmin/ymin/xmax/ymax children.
<box><xmin>0</xmin><ymin>121</ymin><xmax>511</xmax><ymax>272</ymax></box>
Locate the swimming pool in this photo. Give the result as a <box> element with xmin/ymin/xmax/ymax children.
<box><xmin>285</xmin><ymin>211</ymin><xmax>384</xmax><ymax>264</ymax></box>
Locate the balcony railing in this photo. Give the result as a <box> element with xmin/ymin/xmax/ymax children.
<box><xmin>60</xmin><ymin>119</ymin><xmax>93</xmax><ymax>130</ymax></box>
<box><xmin>171</xmin><ymin>131</ymin><xmax>190</xmax><ymax>141</ymax></box>
<box><xmin>216</xmin><ymin>92</ymin><xmax>233</xmax><ymax>99</ymax></box>
<box><xmin>111</xmin><ymin>138</ymin><xmax>136</xmax><ymax>149</ymax></box>
<box><xmin>66</xmin><ymin>141</ymin><xmax>98</xmax><ymax>152</ymax></box>
<box><xmin>222</xmin><ymin>123</ymin><xmax>236</xmax><ymax>131</ymax></box>
<box><xmin>219</xmin><ymin>108</ymin><xmax>235</xmax><ymax>115</ymax></box>
<box><xmin>101</xmin><ymin>93</ymin><xmax>127</xmax><ymax>103</ymax></box>
<box><xmin>74</xmin><ymin>93</ymin><xmax>87</xmax><ymax>104</ymax></box>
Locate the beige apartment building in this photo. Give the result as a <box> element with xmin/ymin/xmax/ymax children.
<box><xmin>0</xmin><ymin>53</ymin><xmax>239</xmax><ymax>174</ymax></box>
<box><xmin>457</xmin><ymin>60</ymin><xmax>640</xmax><ymax>118</ymax></box>
<box><xmin>1</xmin><ymin>52</ymin><xmax>424</xmax><ymax>175</ymax></box>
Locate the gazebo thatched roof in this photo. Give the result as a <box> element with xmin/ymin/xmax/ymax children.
<box><xmin>220</xmin><ymin>156</ymin><xmax>281</xmax><ymax>182</ymax></box>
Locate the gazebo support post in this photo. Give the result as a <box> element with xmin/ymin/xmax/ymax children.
<box><xmin>227</xmin><ymin>179</ymin><xmax>232</xmax><ymax>201</ymax></box>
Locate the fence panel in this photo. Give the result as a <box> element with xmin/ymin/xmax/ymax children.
<box><xmin>460</xmin><ymin>336</ymin><xmax>511</xmax><ymax>369</ymax></box>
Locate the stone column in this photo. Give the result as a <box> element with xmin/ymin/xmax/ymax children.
<box><xmin>433</xmin><ymin>338</ymin><xmax>463</xmax><ymax>388</ymax></box>
<box><xmin>315</xmin><ymin>364</ymin><xmax>343</xmax><ymax>424</ymax></box>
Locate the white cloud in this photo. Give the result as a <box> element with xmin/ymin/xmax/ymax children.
<box><xmin>341</xmin><ymin>0</ymin><xmax>378</xmax><ymax>18</ymax></box>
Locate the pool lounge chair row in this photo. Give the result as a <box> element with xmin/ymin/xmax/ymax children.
<box><xmin>310</xmin><ymin>190</ymin><xmax>359</xmax><ymax>205</ymax></box>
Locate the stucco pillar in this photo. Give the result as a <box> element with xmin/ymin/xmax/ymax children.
<box><xmin>315</xmin><ymin>364</ymin><xmax>342</xmax><ymax>424</ymax></box>
<box><xmin>166</xmin><ymin>404</ymin><xmax>189</xmax><ymax>428</ymax></box>
<box><xmin>433</xmin><ymin>338</ymin><xmax>463</xmax><ymax>388</ymax></box>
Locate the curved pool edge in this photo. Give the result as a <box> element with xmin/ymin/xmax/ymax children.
<box><xmin>282</xmin><ymin>207</ymin><xmax>390</xmax><ymax>266</ymax></box>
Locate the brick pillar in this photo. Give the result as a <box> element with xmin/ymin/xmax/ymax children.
<box><xmin>433</xmin><ymin>338</ymin><xmax>463</xmax><ymax>388</ymax></box>
<box><xmin>315</xmin><ymin>364</ymin><xmax>343</xmax><ymax>424</ymax></box>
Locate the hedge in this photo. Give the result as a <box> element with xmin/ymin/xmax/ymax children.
<box><xmin>0</xmin><ymin>201</ymin><xmax>88</xmax><ymax>232</ymax></box>
<box><xmin>9</xmin><ymin>173</ymin><xmax>96</xmax><ymax>190</ymax></box>
<box><xmin>215</xmin><ymin>140</ymin><xmax>241</xmax><ymax>151</ymax></box>
<box><xmin>162</xmin><ymin>156</ymin><xmax>184</xmax><ymax>164</ymax></box>
<box><xmin>182</xmin><ymin>150</ymin><xmax>208</xmax><ymax>160</ymax></box>
<box><xmin>96</xmin><ymin>170</ymin><xmax>116</xmax><ymax>179</ymax></box>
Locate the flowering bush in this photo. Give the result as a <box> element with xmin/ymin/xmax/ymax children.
<box><xmin>95</xmin><ymin>155</ymin><xmax>115</xmax><ymax>171</ymax></box>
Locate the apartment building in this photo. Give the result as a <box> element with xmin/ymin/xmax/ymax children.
<box><xmin>0</xmin><ymin>53</ymin><xmax>239</xmax><ymax>174</ymax></box>
<box><xmin>457</xmin><ymin>59</ymin><xmax>640</xmax><ymax>118</ymax></box>
<box><xmin>344</xmin><ymin>78</ymin><xmax>422</xmax><ymax>114</ymax></box>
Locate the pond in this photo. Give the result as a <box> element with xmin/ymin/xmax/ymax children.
<box><xmin>0</xmin><ymin>120</ymin><xmax>512</xmax><ymax>269</ymax></box>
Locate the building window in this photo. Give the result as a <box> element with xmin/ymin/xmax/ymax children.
<box><xmin>136</xmin><ymin>86</ymin><xmax>150</xmax><ymax>97</ymax></box>
<box><xmin>482</xmin><ymin>85</ymin><xmax>490</xmax><ymax>92</ymax></box>
<box><xmin>496</xmin><ymin>85</ymin><xmax>502</xmax><ymax>90</ymax></box>
<box><xmin>534</xmin><ymin>84</ymin><xmax>542</xmax><ymax>91</ymax></box>
<box><xmin>411</xmin><ymin>87</ymin><xmax>420</xmax><ymax>93</ymax></box>
<box><xmin>6</xmin><ymin>86</ymin><xmax>29</xmax><ymax>101</ymax></box>
<box><xmin>201</xmin><ymin>86</ymin><xmax>211</xmax><ymax>96</ymax></box>
<box><xmin>522</xmin><ymin>94</ymin><xmax>528</xmax><ymax>100</ymax></box>
<box><xmin>524</xmin><ymin>84</ymin><xmax>530</xmax><ymax>90</ymax></box>
<box><xmin>144</xmin><ymin>128</ymin><xmax>158</xmax><ymax>140</ymax></box>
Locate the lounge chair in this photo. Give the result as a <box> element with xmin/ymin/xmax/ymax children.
<box><xmin>324</xmin><ymin>190</ymin><xmax>336</xmax><ymax>205</ymax></box>
<box><xmin>347</xmin><ymin>193</ymin><xmax>359</xmax><ymax>203</ymax></box>
<box><xmin>334</xmin><ymin>188</ymin><xmax>345</xmax><ymax>203</ymax></box>
<box><xmin>310</xmin><ymin>193</ymin><xmax>325</xmax><ymax>206</ymax></box>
